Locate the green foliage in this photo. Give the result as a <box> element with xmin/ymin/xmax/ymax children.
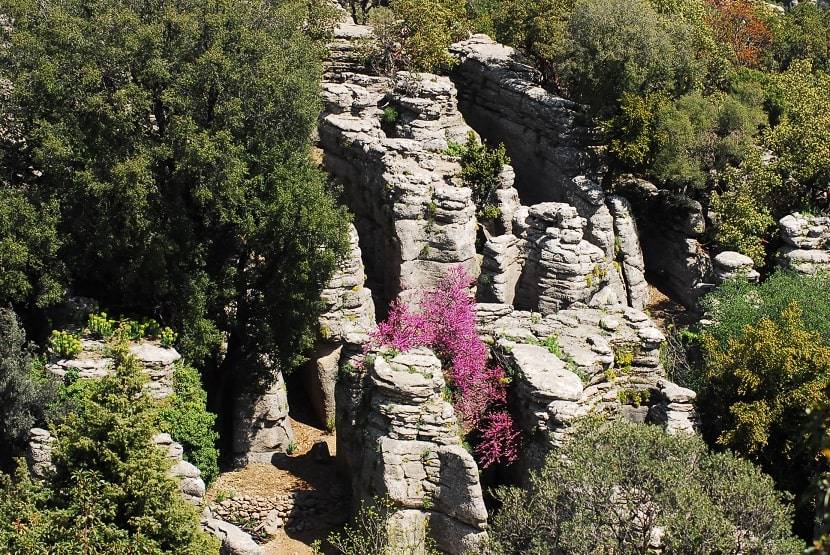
<box><xmin>0</xmin><ymin>309</ymin><xmax>60</xmax><ymax>463</ymax></box>
<box><xmin>364</xmin><ymin>0</ymin><xmax>468</xmax><ymax>74</ymax></box>
<box><xmin>767</xmin><ymin>3</ymin><xmax>830</xmax><ymax>72</ymax></box>
<box><xmin>699</xmin><ymin>301</ymin><xmax>830</xmax><ymax>533</ymax></box>
<box><xmin>701</xmin><ymin>271</ymin><xmax>830</xmax><ymax>347</ymax></box>
<box><xmin>381</xmin><ymin>106</ymin><xmax>399</xmax><ymax>125</ymax></box>
<box><xmin>447</xmin><ymin>132</ymin><xmax>510</xmax><ymax>221</ymax></box>
<box><xmin>544</xmin><ymin>334</ymin><xmax>563</xmax><ymax>357</ymax></box>
<box><xmin>160</xmin><ymin>326</ymin><xmax>178</xmax><ymax>348</ymax></box>
<box><xmin>87</xmin><ymin>312</ymin><xmax>116</xmax><ymax>339</ymax></box>
<box><xmin>764</xmin><ymin>60</ymin><xmax>830</xmax><ymax>208</ymax></box>
<box><xmin>0</xmin><ymin>342</ymin><xmax>217</xmax><ymax>553</ymax></box>
<box><xmin>488</xmin><ymin>418</ymin><xmax>804</xmax><ymax>554</ymax></box>
<box><xmin>48</xmin><ymin>330</ymin><xmax>82</xmax><ymax>360</ymax></box>
<box><xmin>1</xmin><ymin>0</ymin><xmax>348</xmax><ymax>381</ymax></box>
<box><xmin>157</xmin><ymin>364</ymin><xmax>219</xmax><ymax>485</ymax></box>
<box><xmin>0</xmin><ymin>189</ymin><xmax>63</xmax><ymax>309</ymax></box>
<box><xmin>313</xmin><ymin>496</ymin><xmax>439</xmax><ymax>555</ymax></box>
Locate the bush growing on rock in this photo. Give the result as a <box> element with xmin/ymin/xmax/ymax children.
<box><xmin>446</xmin><ymin>132</ymin><xmax>511</xmax><ymax>223</ymax></box>
<box><xmin>158</xmin><ymin>363</ymin><xmax>220</xmax><ymax>485</ymax></box>
<box><xmin>488</xmin><ymin>419</ymin><xmax>804</xmax><ymax>554</ymax></box>
<box><xmin>369</xmin><ymin>267</ymin><xmax>520</xmax><ymax>468</ymax></box>
<box><xmin>0</xmin><ymin>308</ymin><xmax>59</xmax><ymax>466</ymax></box>
<box><xmin>0</xmin><ymin>341</ymin><xmax>216</xmax><ymax>553</ymax></box>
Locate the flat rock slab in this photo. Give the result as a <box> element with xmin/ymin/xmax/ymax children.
<box><xmin>510</xmin><ymin>343</ymin><xmax>583</xmax><ymax>401</ymax></box>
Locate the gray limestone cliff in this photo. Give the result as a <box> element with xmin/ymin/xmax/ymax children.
<box><xmin>777</xmin><ymin>212</ymin><xmax>830</xmax><ymax>274</ymax></box>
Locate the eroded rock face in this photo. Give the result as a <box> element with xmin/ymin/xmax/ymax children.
<box><xmin>450</xmin><ymin>35</ymin><xmax>600</xmax><ymax>204</ymax></box>
<box><xmin>778</xmin><ymin>213</ymin><xmax>830</xmax><ymax>274</ymax></box>
<box><xmin>342</xmin><ymin>349</ymin><xmax>488</xmax><ymax>553</ymax></box>
<box><xmin>320</xmin><ymin>23</ymin><xmax>481</xmax><ymax>309</ymax></box>
<box><xmin>616</xmin><ymin>176</ymin><xmax>713</xmax><ymax>307</ymax></box>
<box><xmin>26</xmin><ymin>428</ymin><xmax>55</xmax><ymax>479</ymax></box>
<box><xmin>153</xmin><ymin>432</ymin><xmax>206</xmax><ymax>506</ymax></box>
<box><xmin>478</xmin><ymin>303</ymin><xmax>697</xmax><ymax>473</ymax></box>
<box><xmin>46</xmin><ymin>338</ymin><xmax>180</xmax><ymax>399</ymax></box>
<box><xmin>304</xmin><ymin>223</ymin><xmax>376</xmax><ymax>426</ymax></box>
<box><xmin>713</xmin><ymin>251</ymin><xmax>759</xmax><ymax>283</ymax></box>
<box><xmin>232</xmin><ymin>370</ymin><xmax>295</xmax><ymax>465</ymax></box>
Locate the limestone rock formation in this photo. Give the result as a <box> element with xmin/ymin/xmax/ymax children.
<box><xmin>153</xmin><ymin>432</ymin><xmax>206</xmax><ymax>505</ymax></box>
<box><xmin>777</xmin><ymin>212</ymin><xmax>830</xmax><ymax>274</ymax></box>
<box><xmin>46</xmin><ymin>338</ymin><xmax>180</xmax><ymax>399</ymax></box>
<box><xmin>305</xmin><ymin>223</ymin><xmax>375</xmax><ymax>426</ymax></box>
<box><xmin>232</xmin><ymin>369</ymin><xmax>295</xmax><ymax>465</ymax></box>
<box><xmin>713</xmin><ymin>251</ymin><xmax>760</xmax><ymax>283</ymax></box>
<box><xmin>340</xmin><ymin>348</ymin><xmax>488</xmax><ymax>553</ymax></box>
<box><xmin>201</xmin><ymin>516</ymin><xmax>265</xmax><ymax>555</ymax></box>
<box><xmin>26</xmin><ymin>427</ymin><xmax>55</xmax><ymax>479</ymax></box>
<box><xmin>616</xmin><ymin>176</ymin><xmax>713</xmax><ymax>307</ymax></box>
<box><xmin>478</xmin><ymin>303</ymin><xmax>697</xmax><ymax>472</ymax></box>
<box><xmin>320</xmin><ymin>21</ymin><xmax>481</xmax><ymax>310</ymax></box>
<box><xmin>450</xmin><ymin>35</ymin><xmax>600</xmax><ymax>204</ymax></box>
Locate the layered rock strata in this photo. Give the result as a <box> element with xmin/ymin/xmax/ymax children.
<box><xmin>777</xmin><ymin>212</ymin><xmax>830</xmax><ymax>274</ymax></box>
<box><xmin>339</xmin><ymin>348</ymin><xmax>488</xmax><ymax>553</ymax></box>
<box><xmin>153</xmin><ymin>432</ymin><xmax>206</xmax><ymax>505</ymax></box>
<box><xmin>477</xmin><ymin>303</ymin><xmax>697</xmax><ymax>472</ymax></box>
<box><xmin>304</xmin><ymin>223</ymin><xmax>376</xmax><ymax>426</ymax></box>
<box><xmin>713</xmin><ymin>251</ymin><xmax>760</xmax><ymax>283</ymax></box>
<box><xmin>450</xmin><ymin>35</ymin><xmax>600</xmax><ymax>204</ymax></box>
<box><xmin>320</xmin><ymin>21</ymin><xmax>480</xmax><ymax>310</ymax></box>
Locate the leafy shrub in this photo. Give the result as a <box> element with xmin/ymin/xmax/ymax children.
<box><xmin>705</xmin><ymin>0</ymin><xmax>772</xmax><ymax>68</ymax></box>
<box><xmin>767</xmin><ymin>2</ymin><xmax>830</xmax><ymax>72</ymax></box>
<box><xmin>313</xmin><ymin>496</ymin><xmax>439</xmax><ymax>554</ymax></box>
<box><xmin>381</xmin><ymin>106</ymin><xmax>399</xmax><ymax>125</ymax></box>
<box><xmin>0</xmin><ymin>309</ymin><xmax>60</xmax><ymax>463</ymax></box>
<box><xmin>698</xmin><ymin>303</ymin><xmax>830</xmax><ymax>517</ymax></box>
<box><xmin>488</xmin><ymin>419</ymin><xmax>804</xmax><ymax>554</ymax></box>
<box><xmin>48</xmin><ymin>330</ymin><xmax>82</xmax><ymax>359</ymax></box>
<box><xmin>87</xmin><ymin>312</ymin><xmax>116</xmax><ymax>339</ymax></box>
<box><xmin>446</xmin><ymin>132</ymin><xmax>510</xmax><ymax>222</ymax></box>
<box><xmin>160</xmin><ymin>326</ymin><xmax>178</xmax><ymax>348</ymax></box>
<box><xmin>157</xmin><ymin>364</ymin><xmax>219</xmax><ymax>484</ymax></box>
<box><xmin>369</xmin><ymin>267</ymin><xmax>520</xmax><ymax>467</ymax></box>
<box><xmin>0</xmin><ymin>342</ymin><xmax>217</xmax><ymax>553</ymax></box>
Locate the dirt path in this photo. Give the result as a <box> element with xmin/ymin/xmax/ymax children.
<box><xmin>206</xmin><ymin>387</ymin><xmax>349</xmax><ymax>554</ymax></box>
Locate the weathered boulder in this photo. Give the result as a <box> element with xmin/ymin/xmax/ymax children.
<box><xmin>153</xmin><ymin>432</ymin><xmax>206</xmax><ymax>505</ymax></box>
<box><xmin>777</xmin><ymin>213</ymin><xmax>830</xmax><ymax>274</ymax></box>
<box><xmin>232</xmin><ymin>370</ymin><xmax>295</xmax><ymax>465</ymax></box>
<box><xmin>343</xmin><ymin>349</ymin><xmax>488</xmax><ymax>553</ymax></box>
<box><xmin>201</xmin><ymin>517</ymin><xmax>265</xmax><ymax>555</ymax></box>
<box><xmin>26</xmin><ymin>427</ymin><xmax>55</xmax><ymax>479</ymax></box>
<box><xmin>713</xmin><ymin>251</ymin><xmax>759</xmax><ymax>283</ymax></box>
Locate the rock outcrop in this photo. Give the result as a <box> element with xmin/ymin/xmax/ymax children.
<box><xmin>46</xmin><ymin>338</ymin><xmax>180</xmax><ymax>399</ymax></box>
<box><xmin>26</xmin><ymin>427</ymin><xmax>55</xmax><ymax>479</ymax></box>
<box><xmin>450</xmin><ymin>35</ymin><xmax>600</xmax><ymax>204</ymax></box>
<box><xmin>477</xmin><ymin>303</ymin><xmax>697</xmax><ymax>473</ymax></box>
<box><xmin>304</xmin><ymin>223</ymin><xmax>376</xmax><ymax>426</ymax></box>
<box><xmin>232</xmin><ymin>369</ymin><xmax>295</xmax><ymax>465</ymax></box>
<box><xmin>339</xmin><ymin>348</ymin><xmax>488</xmax><ymax>553</ymax></box>
<box><xmin>616</xmin><ymin>176</ymin><xmax>713</xmax><ymax>307</ymax></box>
<box><xmin>153</xmin><ymin>432</ymin><xmax>206</xmax><ymax>505</ymax></box>
<box><xmin>201</xmin><ymin>516</ymin><xmax>265</xmax><ymax>555</ymax></box>
<box><xmin>777</xmin><ymin>212</ymin><xmax>830</xmax><ymax>274</ymax></box>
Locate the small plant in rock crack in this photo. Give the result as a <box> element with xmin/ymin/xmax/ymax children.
<box><xmin>381</xmin><ymin>106</ymin><xmax>399</xmax><ymax>125</ymax></box>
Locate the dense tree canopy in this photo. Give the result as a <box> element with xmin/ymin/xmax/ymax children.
<box><xmin>488</xmin><ymin>419</ymin><xmax>803</xmax><ymax>554</ymax></box>
<box><xmin>0</xmin><ymin>0</ymin><xmax>348</xmax><ymax>384</ymax></box>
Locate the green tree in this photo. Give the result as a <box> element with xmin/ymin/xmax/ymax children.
<box><xmin>0</xmin><ymin>308</ymin><xmax>59</xmax><ymax>465</ymax></box>
<box><xmin>767</xmin><ymin>3</ymin><xmax>830</xmax><ymax>72</ymax></box>
<box><xmin>488</xmin><ymin>419</ymin><xmax>802</xmax><ymax>554</ymax></box>
<box><xmin>0</xmin><ymin>342</ymin><xmax>217</xmax><ymax>553</ymax></box>
<box><xmin>699</xmin><ymin>302</ymin><xmax>830</xmax><ymax>537</ymax></box>
<box><xmin>0</xmin><ymin>0</ymin><xmax>348</xmax><ymax>397</ymax></box>
<box><xmin>158</xmin><ymin>363</ymin><xmax>220</xmax><ymax>485</ymax></box>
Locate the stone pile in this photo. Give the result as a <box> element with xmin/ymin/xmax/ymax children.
<box><xmin>337</xmin><ymin>348</ymin><xmax>488</xmax><ymax>553</ymax></box>
<box><xmin>26</xmin><ymin>427</ymin><xmax>55</xmax><ymax>479</ymax></box>
<box><xmin>305</xmin><ymin>223</ymin><xmax>376</xmax><ymax>426</ymax></box>
<box><xmin>46</xmin><ymin>338</ymin><xmax>180</xmax><ymax>399</ymax></box>
<box><xmin>477</xmin><ymin>303</ymin><xmax>697</xmax><ymax>472</ymax></box>
<box><xmin>778</xmin><ymin>212</ymin><xmax>830</xmax><ymax>274</ymax></box>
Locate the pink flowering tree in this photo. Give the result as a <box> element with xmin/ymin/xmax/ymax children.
<box><xmin>368</xmin><ymin>267</ymin><xmax>520</xmax><ymax>468</ymax></box>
